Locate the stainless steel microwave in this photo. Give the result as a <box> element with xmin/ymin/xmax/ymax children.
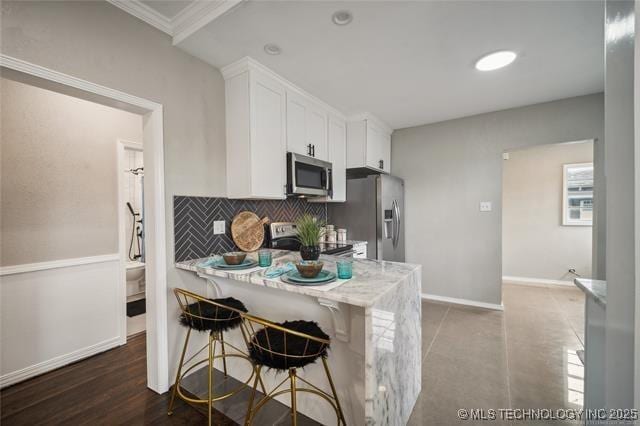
<box><xmin>286</xmin><ymin>152</ymin><xmax>333</xmax><ymax>197</ymax></box>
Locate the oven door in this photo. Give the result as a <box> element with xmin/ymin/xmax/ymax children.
<box><xmin>287</xmin><ymin>152</ymin><xmax>332</xmax><ymax>197</ymax></box>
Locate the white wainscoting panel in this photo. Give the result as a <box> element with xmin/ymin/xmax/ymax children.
<box><xmin>0</xmin><ymin>255</ymin><xmax>122</xmax><ymax>388</ymax></box>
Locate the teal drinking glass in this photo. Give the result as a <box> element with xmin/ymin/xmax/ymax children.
<box><xmin>258</xmin><ymin>250</ymin><xmax>272</xmax><ymax>267</ymax></box>
<box><xmin>336</xmin><ymin>259</ymin><xmax>353</xmax><ymax>279</ymax></box>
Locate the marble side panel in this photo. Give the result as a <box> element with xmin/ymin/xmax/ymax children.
<box><xmin>365</xmin><ymin>266</ymin><xmax>422</xmax><ymax>425</ymax></box>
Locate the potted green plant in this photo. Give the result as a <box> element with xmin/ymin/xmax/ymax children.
<box><xmin>295</xmin><ymin>214</ymin><xmax>324</xmax><ymax>260</ymax></box>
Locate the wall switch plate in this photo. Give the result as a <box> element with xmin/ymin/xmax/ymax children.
<box><xmin>479</xmin><ymin>201</ymin><xmax>492</xmax><ymax>212</ymax></box>
<box><xmin>213</xmin><ymin>220</ymin><xmax>225</xmax><ymax>235</ymax></box>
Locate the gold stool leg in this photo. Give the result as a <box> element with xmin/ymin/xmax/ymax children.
<box><xmin>322</xmin><ymin>357</ymin><xmax>347</xmax><ymax>425</ymax></box>
<box><xmin>168</xmin><ymin>327</ymin><xmax>192</xmax><ymax>415</ymax></box>
<box><xmin>208</xmin><ymin>332</ymin><xmax>217</xmax><ymax>426</ymax></box>
<box><xmin>244</xmin><ymin>364</ymin><xmax>262</xmax><ymax>426</ymax></box>
<box><xmin>289</xmin><ymin>368</ymin><xmax>298</xmax><ymax>426</ymax></box>
<box><xmin>220</xmin><ymin>331</ymin><xmax>228</xmax><ymax>377</ymax></box>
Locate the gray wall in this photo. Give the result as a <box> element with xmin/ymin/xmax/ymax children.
<box><xmin>603</xmin><ymin>0</ymin><xmax>636</xmax><ymax>410</ymax></box>
<box><xmin>1</xmin><ymin>77</ymin><xmax>143</xmax><ymax>266</ymax></box>
<box><xmin>503</xmin><ymin>141</ymin><xmax>593</xmax><ymax>281</ymax></box>
<box><xmin>392</xmin><ymin>93</ymin><xmax>604</xmax><ymax>305</ymax></box>
<box><xmin>1</xmin><ymin>0</ymin><xmax>226</xmax><ymax>381</ymax></box>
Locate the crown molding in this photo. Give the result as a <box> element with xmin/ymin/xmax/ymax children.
<box><xmin>106</xmin><ymin>0</ymin><xmax>244</xmax><ymax>44</ymax></box>
<box><xmin>106</xmin><ymin>0</ymin><xmax>173</xmax><ymax>35</ymax></box>
<box><xmin>172</xmin><ymin>0</ymin><xmax>244</xmax><ymax>45</ymax></box>
<box><xmin>221</xmin><ymin>56</ymin><xmax>347</xmax><ymax>119</ymax></box>
<box><xmin>347</xmin><ymin>112</ymin><xmax>394</xmax><ymax>134</ymax></box>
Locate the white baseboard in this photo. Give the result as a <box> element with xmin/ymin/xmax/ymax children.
<box><xmin>421</xmin><ymin>293</ymin><xmax>504</xmax><ymax>311</ymax></box>
<box><xmin>502</xmin><ymin>276</ymin><xmax>575</xmax><ymax>287</ymax></box>
<box><xmin>0</xmin><ymin>336</ymin><xmax>121</xmax><ymax>389</ymax></box>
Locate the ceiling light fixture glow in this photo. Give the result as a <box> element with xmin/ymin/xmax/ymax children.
<box><xmin>475</xmin><ymin>50</ymin><xmax>517</xmax><ymax>71</ymax></box>
<box><xmin>264</xmin><ymin>43</ymin><xmax>282</xmax><ymax>55</ymax></box>
<box><xmin>332</xmin><ymin>10</ymin><xmax>353</xmax><ymax>26</ymax></box>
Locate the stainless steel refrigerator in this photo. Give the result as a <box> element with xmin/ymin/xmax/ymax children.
<box><xmin>328</xmin><ymin>174</ymin><xmax>405</xmax><ymax>262</ymax></box>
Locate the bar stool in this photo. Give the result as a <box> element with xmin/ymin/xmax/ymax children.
<box><xmin>168</xmin><ymin>288</ymin><xmax>264</xmax><ymax>426</ymax></box>
<box><xmin>241</xmin><ymin>314</ymin><xmax>347</xmax><ymax>425</ymax></box>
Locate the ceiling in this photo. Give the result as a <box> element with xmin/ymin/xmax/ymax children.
<box><xmin>128</xmin><ymin>0</ymin><xmax>605</xmax><ymax>130</ymax></box>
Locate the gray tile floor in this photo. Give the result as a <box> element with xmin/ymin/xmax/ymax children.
<box><xmin>408</xmin><ymin>283</ymin><xmax>585</xmax><ymax>425</ymax></box>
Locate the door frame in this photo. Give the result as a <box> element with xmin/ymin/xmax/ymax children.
<box><xmin>0</xmin><ymin>55</ymin><xmax>170</xmax><ymax>393</ymax></box>
<box><xmin>117</xmin><ymin>139</ymin><xmax>144</xmax><ymax>343</ymax></box>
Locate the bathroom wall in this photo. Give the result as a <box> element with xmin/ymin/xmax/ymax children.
<box><xmin>174</xmin><ymin>196</ymin><xmax>326</xmax><ymax>261</ymax></box>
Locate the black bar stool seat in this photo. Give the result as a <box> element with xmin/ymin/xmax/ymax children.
<box><xmin>248</xmin><ymin>320</ymin><xmax>329</xmax><ymax>370</ymax></box>
<box><xmin>179</xmin><ymin>296</ymin><xmax>246</xmax><ymax>332</ymax></box>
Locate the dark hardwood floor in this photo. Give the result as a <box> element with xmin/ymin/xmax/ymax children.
<box><xmin>0</xmin><ymin>333</ymin><xmax>235</xmax><ymax>425</ymax></box>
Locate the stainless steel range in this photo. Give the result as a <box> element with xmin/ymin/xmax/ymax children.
<box><xmin>268</xmin><ymin>222</ymin><xmax>354</xmax><ymax>256</ymax></box>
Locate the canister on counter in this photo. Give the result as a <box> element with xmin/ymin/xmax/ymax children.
<box><xmin>337</xmin><ymin>228</ymin><xmax>347</xmax><ymax>241</ymax></box>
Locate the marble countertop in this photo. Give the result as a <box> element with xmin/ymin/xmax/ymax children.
<box><xmin>574</xmin><ymin>278</ymin><xmax>607</xmax><ymax>308</ymax></box>
<box><xmin>175</xmin><ymin>250</ymin><xmax>420</xmax><ymax>308</ymax></box>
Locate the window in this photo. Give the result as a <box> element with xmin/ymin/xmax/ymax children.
<box><xmin>563</xmin><ymin>163</ymin><xmax>593</xmax><ymax>226</ymax></box>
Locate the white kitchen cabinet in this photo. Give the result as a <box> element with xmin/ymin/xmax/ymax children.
<box><xmin>223</xmin><ymin>64</ymin><xmax>287</xmax><ymax>199</ymax></box>
<box><xmin>286</xmin><ymin>91</ymin><xmax>328</xmax><ymax>161</ymax></box>
<box><xmin>222</xmin><ymin>57</ymin><xmax>347</xmax><ymax>200</ymax></box>
<box><xmin>311</xmin><ymin>115</ymin><xmax>346</xmax><ymax>203</ymax></box>
<box><xmin>347</xmin><ymin>115</ymin><xmax>392</xmax><ymax>174</ymax></box>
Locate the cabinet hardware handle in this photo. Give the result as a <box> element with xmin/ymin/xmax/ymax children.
<box><xmin>307</xmin><ymin>144</ymin><xmax>312</xmax><ymax>156</ymax></box>
<box><xmin>379</xmin><ymin>159</ymin><xmax>384</xmax><ymax>169</ymax></box>
<box><xmin>312</xmin><ymin>144</ymin><xmax>315</xmax><ymax>157</ymax></box>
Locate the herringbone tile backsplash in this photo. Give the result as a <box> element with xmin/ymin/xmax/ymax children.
<box><xmin>174</xmin><ymin>196</ymin><xmax>326</xmax><ymax>262</ymax></box>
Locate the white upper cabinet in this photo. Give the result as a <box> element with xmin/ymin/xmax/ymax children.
<box><xmin>223</xmin><ymin>61</ymin><xmax>286</xmax><ymax>199</ymax></box>
<box><xmin>311</xmin><ymin>115</ymin><xmax>346</xmax><ymax>203</ymax></box>
<box><xmin>222</xmin><ymin>57</ymin><xmax>348</xmax><ymax>201</ymax></box>
<box><xmin>347</xmin><ymin>115</ymin><xmax>393</xmax><ymax>174</ymax></box>
<box><xmin>327</xmin><ymin>116</ymin><xmax>347</xmax><ymax>202</ymax></box>
<box><xmin>286</xmin><ymin>91</ymin><xmax>328</xmax><ymax>161</ymax></box>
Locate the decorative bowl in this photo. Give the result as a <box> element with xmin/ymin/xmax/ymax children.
<box><xmin>295</xmin><ymin>260</ymin><xmax>324</xmax><ymax>278</ymax></box>
<box><xmin>223</xmin><ymin>252</ymin><xmax>247</xmax><ymax>265</ymax></box>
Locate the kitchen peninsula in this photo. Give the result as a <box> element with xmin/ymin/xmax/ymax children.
<box><xmin>176</xmin><ymin>250</ymin><xmax>421</xmax><ymax>426</ymax></box>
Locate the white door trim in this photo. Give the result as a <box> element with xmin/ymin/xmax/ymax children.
<box><xmin>0</xmin><ymin>54</ymin><xmax>169</xmax><ymax>394</ymax></box>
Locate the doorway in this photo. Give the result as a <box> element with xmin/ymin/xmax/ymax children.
<box><xmin>0</xmin><ymin>55</ymin><xmax>169</xmax><ymax>393</ymax></box>
<box><xmin>118</xmin><ymin>140</ymin><xmax>147</xmax><ymax>338</ymax></box>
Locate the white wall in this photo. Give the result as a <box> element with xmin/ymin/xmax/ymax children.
<box><xmin>1</xmin><ymin>0</ymin><xmax>226</xmax><ymax>388</ymax></box>
<box><xmin>392</xmin><ymin>93</ymin><xmax>604</xmax><ymax>305</ymax></box>
<box><xmin>503</xmin><ymin>141</ymin><xmax>593</xmax><ymax>282</ymax></box>
<box><xmin>0</xmin><ymin>257</ymin><xmax>121</xmax><ymax>387</ymax></box>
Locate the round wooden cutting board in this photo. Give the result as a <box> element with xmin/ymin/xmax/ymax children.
<box><xmin>231</xmin><ymin>211</ymin><xmax>270</xmax><ymax>252</ymax></box>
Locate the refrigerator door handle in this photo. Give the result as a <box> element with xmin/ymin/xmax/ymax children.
<box><xmin>392</xmin><ymin>200</ymin><xmax>400</xmax><ymax>249</ymax></box>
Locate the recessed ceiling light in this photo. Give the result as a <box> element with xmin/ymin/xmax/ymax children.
<box><xmin>475</xmin><ymin>50</ymin><xmax>517</xmax><ymax>71</ymax></box>
<box><xmin>332</xmin><ymin>10</ymin><xmax>353</xmax><ymax>26</ymax></box>
<box><xmin>264</xmin><ymin>43</ymin><xmax>282</xmax><ymax>55</ymax></box>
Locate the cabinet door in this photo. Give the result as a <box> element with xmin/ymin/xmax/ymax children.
<box><xmin>306</xmin><ymin>103</ymin><xmax>328</xmax><ymax>161</ymax></box>
<box><xmin>365</xmin><ymin>120</ymin><xmax>385</xmax><ymax>171</ymax></box>
<box><xmin>286</xmin><ymin>92</ymin><xmax>310</xmax><ymax>157</ymax></box>
<box><xmin>380</xmin><ymin>131</ymin><xmax>391</xmax><ymax>173</ymax></box>
<box><xmin>251</xmin><ymin>72</ymin><xmax>286</xmax><ymax>198</ymax></box>
<box><xmin>328</xmin><ymin>116</ymin><xmax>346</xmax><ymax>201</ymax></box>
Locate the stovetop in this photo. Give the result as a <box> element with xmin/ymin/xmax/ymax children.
<box><xmin>268</xmin><ymin>222</ymin><xmax>353</xmax><ymax>255</ymax></box>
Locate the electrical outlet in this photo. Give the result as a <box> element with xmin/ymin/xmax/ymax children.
<box><xmin>479</xmin><ymin>201</ymin><xmax>492</xmax><ymax>212</ymax></box>
<box><xmin>213</xmin><ymin>220</ymin><xmax>225</xmax><ymax>235</ymax></box>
